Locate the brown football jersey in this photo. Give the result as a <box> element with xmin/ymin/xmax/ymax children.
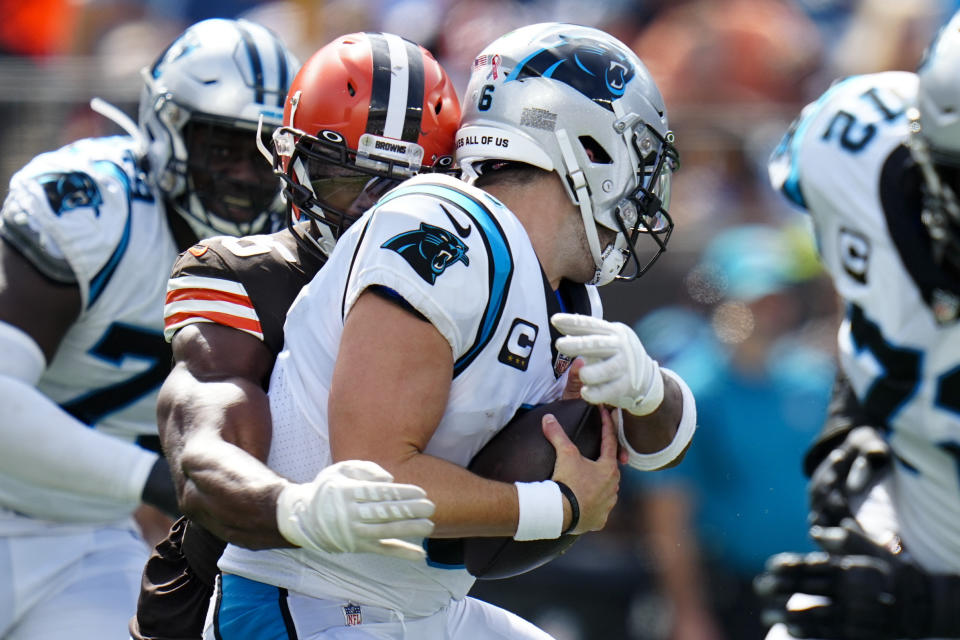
<box><xmin>164</xmin><ymin>228</ymin><xmax>325</xmax><ymax>358</ymax></box>
<box><xmin>132</xmin><ymin>229</ymin><xmax>324</xmax><ymax>640</ymax></box>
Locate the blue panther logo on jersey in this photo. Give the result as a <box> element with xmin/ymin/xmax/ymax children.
<box><xmin>505</xmin><ymin>36</ymin><xmax>634</xmax><ymax>112</ymax></box>
<box><xmin>38</xmin><ymin>171</ymin><xmax>103</xmax><ymax>217</ymax></box>
<box><xmin>382</xmin><ymin>222</ymin><xmax>470</xmax><ymax>284</ymax></box>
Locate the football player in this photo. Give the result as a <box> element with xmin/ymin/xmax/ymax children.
<box><xmin>0</xmin><ymin>18</ymin><xmax>297</xmax><ymax>640</ymax></box>
<box><xmin>756</xmin><ymin>10</ymin><xmax>960</xmax><ymax>640</ymax></box>
<box><xmin>131</xmin><ymin>33</ymin><xmax>461</xmax><ymax>640</ymax></box>
<box><xmin>212</xmin><ymin>23</ymin><xmax>697</xmax><ymax>639</ymax></box>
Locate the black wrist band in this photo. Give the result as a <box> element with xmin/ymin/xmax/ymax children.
<box><xmin>555</xmin><ymin>481</ymin><xmax>579</xmax><ymax>536</ymax></box>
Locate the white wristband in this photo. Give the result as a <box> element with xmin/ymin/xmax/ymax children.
<box><xmin>619</xmin><ymin>367</ymin><xmax>697</xmax><ymax>471</ymax></box>
<box><xmin>514</xmin><ymin>480</ymin><xmax>564</xmax><ymax>541</ymax></box>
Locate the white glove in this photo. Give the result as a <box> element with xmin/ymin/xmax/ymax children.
<box><xmin>551</xmin><ymin>313</ymin><xmax>664</xmax><ymax>416</ymax></box>
<box><xmin>276</xmin><ymin>460</ymin><xmax>435</xmax><ymax>561</ymax></box>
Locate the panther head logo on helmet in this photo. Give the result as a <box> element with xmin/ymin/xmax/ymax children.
<box><xmin>506</xmin><ymin>35</ymin><xmax>637</xmax><ymax>111</ymax></box>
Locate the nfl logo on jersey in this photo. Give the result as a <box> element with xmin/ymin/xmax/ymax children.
<box><xmin>342</xmin><ymin>604</ymin><xmax>362</xmax><ymax>626</ymax></box>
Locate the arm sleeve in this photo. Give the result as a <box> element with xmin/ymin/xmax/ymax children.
<box><xmin>0</xmin><ymin>320</ymin><xmax>157</xmax><ymax>521</ymax></box>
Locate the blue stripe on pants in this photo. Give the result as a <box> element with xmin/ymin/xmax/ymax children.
<box><xmin>215</xmin><ymin>574</ymin><xmax>296</xmax><ymax>640</ymax></box>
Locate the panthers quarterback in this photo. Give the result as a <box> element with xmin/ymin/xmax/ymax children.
<box><xmin>757</xmin><ymin>10</ymin><xmax>960</xmax><ymax>640</ymax></box>
<box><xmin>211</xmin><ymin>23</ymin><xmax>697</xmax><ymax>639</ymax></box>
<box><xmin>132</xmin><ymin>32</ymin><xmax>461</xmax><ymax>640</ymax></box>
<box><xmin>0</xmin><ymin>18</ymin><xmax>298</xmax><ymax>640</ymax></box>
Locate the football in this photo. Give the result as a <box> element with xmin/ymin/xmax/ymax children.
<box><xmin>462</xmin><ymin>398</ymin><xmax>603</xmax><ymax>580</ymax></box>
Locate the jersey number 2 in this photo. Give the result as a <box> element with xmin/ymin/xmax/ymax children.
<box><xmin>821</xmin><ymin>87</ymin><xmax>903</xmax><ymax>153</ymax></box>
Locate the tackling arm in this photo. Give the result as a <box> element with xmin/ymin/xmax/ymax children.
<box><xmin>158</xmin><ymin>321</ymin><xmax>283</xmax><ymax>548</ymax></box>
<box><xmin>161</xmin><ymin>321</ymin><xmax>436</xmax><ymax>558</ymax></box>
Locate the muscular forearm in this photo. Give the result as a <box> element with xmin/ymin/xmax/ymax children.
<box><xmin>621</xmin><ymin>373</ymin><xmax>682</xmax><ymax>451</ymax></box>
<box><xmin>160</xmin><ymin>366</ymin><xmax>291</xmax><ymax>549</ymax></box>
<box><xmin>357</xmin><ymin>451</ymin><xmax>521</xmax><ymax>538</ymax></box>
<box><xmin>179</xmin><ymin>432</ymin><xmax>291</xmax><ymax>549</ymax></box>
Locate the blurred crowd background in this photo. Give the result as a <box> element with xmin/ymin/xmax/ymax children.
<box><xmin>1</xmin><ymin>0</ymin><xmax>956</xmax><ymax>638</ymax></box>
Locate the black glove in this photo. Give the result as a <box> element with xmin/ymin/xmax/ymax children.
<box><xmin>755</xmin><ymin>521</ymin><xmax>960</xmax><ymax>639</ymax></box>
<box><xmin>141</xmin><ymin>456</ymin><xmax>181</xmax><ymax>518</ymax></box>
<box><xmin>807</xmin><ymin>425</ymin><xmax>890</xmax><ymax>529</ymax></box>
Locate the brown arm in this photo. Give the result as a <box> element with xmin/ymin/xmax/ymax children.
<box><xmin>158</xmin><ymin>322</ymin><xmax>292</xmax><ymax>549</ymax></box>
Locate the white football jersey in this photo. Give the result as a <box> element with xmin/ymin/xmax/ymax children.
<box><xmin>0</xmin><ymin>136</ymin><xmax>180</xmax><ymax>531</ymax></box>
<box><xmin>770</xmin><ymin>71</ymin><xmax>960</xmax><ymax>571</ymax></box>
<box><xmin>219</xmin><ymin>173</ymin><xmax>603</xmax><ymax>616</ymax></box>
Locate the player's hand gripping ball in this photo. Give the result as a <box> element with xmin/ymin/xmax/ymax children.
<box><xmin>461</xmin><ymin>398</ymin><xmax>602</xmax><ymax>579</ymax></box>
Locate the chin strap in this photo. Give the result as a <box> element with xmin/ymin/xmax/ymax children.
<box><xmin>555</xmin><ymin>129</ymin><xmax>607</xmax><ymax>282</ymax></box>
<box><xmin>909</xmin><ymin>109</ymin><xmax>960</xmax><ymax>263</ymax></box>
<box><xmin>178</xmin><ymin>192</ymin><xmax>271</xmax><ymax>239</ymax></box>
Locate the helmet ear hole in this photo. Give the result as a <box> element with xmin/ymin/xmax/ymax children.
<box><xmin>579</xmin><ymin>136</ymin><xmax>612</xmax><ymax>164</ymax></box>
<box><xmin>435</xmin><ymin>98</ymin><xmax>443</xmax><ymax>115</ymax></box>
<box><xmin>347</xmin><ymin>82</ymin><xmax>356</xmax><ymax>97</ymax></box>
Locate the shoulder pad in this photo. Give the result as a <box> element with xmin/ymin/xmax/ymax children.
<box><xmin>0</xmin><ymin>191</ymin><xmax>76</xmax><ymax>283</ymax></box>
<box><xmin>165</xmin><ymin>232</ymin><xmax>314</xmax><ymax>351</ymax></box>
<box><xmin>769</xmin><ymin>72</ymin><xmax>917</xmax><ymax>211</ymax></box>
<box><xmin>345</xmin><ymin>179</ymin><xmax>515</xmax><ymax>360</ymax></box>
<box><xmin>3</xmin><ymin>138</ymin><xmax>152</xmax><ymax>284</ymax></box>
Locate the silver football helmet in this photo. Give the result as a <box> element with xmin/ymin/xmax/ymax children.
<box><xmin>456</xmin><ymin>22</ymin><xmax>678</xmax><ymax>285</ymax></box>
<box><xmin>139</xmin><ymin>18</ymin><xmax>299</xmax><ymax>239</ymax></box>
<box><xmin>910</xmin><ymin>9</ymin><xmax>960</xmax><ymax>276</ymax></box>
